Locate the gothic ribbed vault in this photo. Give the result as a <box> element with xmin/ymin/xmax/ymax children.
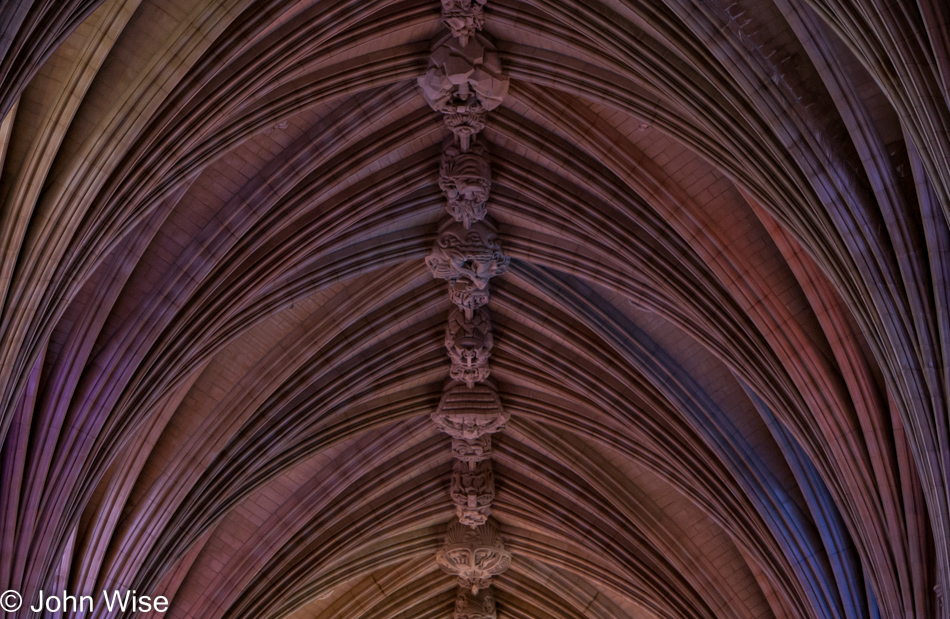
<box><xmin>0</xmin><ymin>0</ymin><xmax>949</xmax><ymax>617</ymax></box>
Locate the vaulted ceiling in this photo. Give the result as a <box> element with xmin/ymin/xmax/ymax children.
<box><xmin>0</xmin><ymin>0</ymin><xmax>948</xmax><ymax>618</ymax></box>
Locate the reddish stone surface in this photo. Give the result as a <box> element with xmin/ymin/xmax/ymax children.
<box><xmin>0</xmin><ymin>0</ymin><xmax>948</xmax><ymax>618</ymax></box>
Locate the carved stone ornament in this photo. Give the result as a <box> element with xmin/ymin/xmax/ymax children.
<box><xmin>450</xmin><ymin>360</ymin><xmax>491</xmax><ymax>390</ymax></box>
<box><xmin>446</xmin><ymin>306</ymin><xmax>492</xmax><ymax>387</ymax></box>
<box><xmin>425</xmin><ymin>220</ymin><xmax>509</xmax><ymax>316</ymax></box>
<box><xmin>440</xmin><ymin>142</ymin><xmax>491</xmax><ymax>228</ymax></box>
<box><xmin>437</xmin><ymin>520</ymin><xmax>511</xmax><ymax>594</ymax></box>
<box><xmin>451</xmin><ymin>459</ymin><xmax>495</xmax><ymax>527</ymax></box>
<box><xmin>432</xmin><ymin>382</ymin><xmax>508</xmax><ymax>440</ymax></box>
<box><xmin>448</xmin><ymin>279</ymin><xmax>491</xmax><ymax>320</ymax></box>
<box><xmin>441</xmin><ymin>0</ymin><xmax>487</xmax><ymax>46</ymax></box>
<box><xmin>455</xmin><ymin>588</ymin><xmax>497</xmax><ymax>619</ymax></box>
<box><xmin>444</xmin><ymin>110</ymin><xmax>486</xmax><ymax>152</ymax></box>
<box><xmin>417</xmin><ymin>34</ymin><xmax>508</xmax><ymax>150</ymax></box>
<box><xmin>452</xmin><ymin>434</ymin><xmax>492</xmax><ymax>464</ymax></box>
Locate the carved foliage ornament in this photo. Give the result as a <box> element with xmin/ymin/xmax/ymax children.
<box><xmin>451</xmin><ymin>459</ymin><xmax>495</xmax><ymax>527</ymax></box>
<box><xmin>441</xmin><ymin>0</ymin><xmax>487</xmax><ymax>46</ymax></box>
<box><xmin>446</xmin><ymin>306</ymin><xmax>492</xmax><ymax>387</ymax></box>
<box><xmin>432</xmin><ymin>382</ymin><xmax>508</xmax><ymax>440</ymax></box>
<box><xmin>440</xmin><ymin>142</ymin><xmax>491</xmax><ymax>228</ymax></box>
<box><xmin>437</xmin><ymin>521</ymin><xmax>511</xmax><ymax>594</ymax></box>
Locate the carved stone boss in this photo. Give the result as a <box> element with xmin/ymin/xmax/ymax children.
<box><xmin>436</xmin><ymin>521</ymin><xmax>512</xmax><ymax>594</ymax></box>
<box><xmin>445</xmin><ymin>307</ymin><xmax>492</xmax><ymax>387</ymax></box>
<box><xmin>451</xmin><ymin>459</ymin><xmax>495</xmax><ymax>526</ymax></box>
<box><xmin>421</xmin><ymin>3</ymin><xmax>511</xmax><ymax>617</ymax></box>
<box><xmin>441</xmin><ymin>0</ymin><xmax>486</xmax><ymax>46</ymax></box>
<box><xmin>418</xmin><ymin>34</ymin><xmax>508</xmax><ymax>152</ymax></box>
<box><xmin>441</xmin><ymin>142</ymin><xmax>492</xmax><ymax>227</ymax></box>
<box><xmin>431</xmin><ymin>382</ymin><xmax>507</xmax><ymax>464</ymax></box>
<box><xmin>425</xmin><ymin>220</ymin><xmax>509</xmax><ymax>314</ymax></box>
<box><xmin>455</xmin><ymin>589</ymin><xmax>496</xmax><ymax>619</ymax></box>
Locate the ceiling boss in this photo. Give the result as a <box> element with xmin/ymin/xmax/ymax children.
<box><xmin>421</xmin><ymin>1</ymin><xmax>512</xmax><ymax>617</ymax></box>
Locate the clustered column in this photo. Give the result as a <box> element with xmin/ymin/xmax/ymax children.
<box><xmin>418</xmin><ymin>3</ymin><xmax>512</xmax><ymax>618</ymax></box>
